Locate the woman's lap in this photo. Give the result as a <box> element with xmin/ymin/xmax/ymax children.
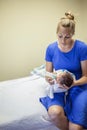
<box><xmin>39</xmin><ymin>87</ymin><xmax>87</xmax><ymax>128</ymax></box>
<box><xmin>39</xmin><ymin>92</ymin><xmax>65</xmax><ymax>110</ymax></box>
<box><xmin>67</xmin><ymin>90</ymin><xmax>87</xmax><ymax>128</ymax></box>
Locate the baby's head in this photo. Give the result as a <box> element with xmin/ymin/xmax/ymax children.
<box><xmin>56</xmin><ymin>71</ymin><xmax>74</xmax><ymax>88</ymax></box>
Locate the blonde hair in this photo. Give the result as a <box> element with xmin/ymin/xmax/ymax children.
<box><xmin>56</xmin><ymin>12</ymin><xmax>75</xmax><ymax>35</ymax></box>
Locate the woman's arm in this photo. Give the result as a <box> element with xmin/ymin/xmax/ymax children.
<box><xmin>45</xmin><ymin>61</ymin><xmax>54</xmax><ymax>84</ymax></box>
<box><xmin>73</xmin><ymin>60</ymin><xmax>87</xmax><ymax>86</ymax></box>
<box><xmin>46</xmin><ymin>61</ymin><xmax>53</xmax><ymax>72</ymax></box>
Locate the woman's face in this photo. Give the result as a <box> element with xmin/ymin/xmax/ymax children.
<box><xmin>57</xmin><ymin>26</ymin><xmax>73</xmax><ymax>45</ymax></box>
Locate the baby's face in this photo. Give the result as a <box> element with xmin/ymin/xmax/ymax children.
<box><xmin>56</xmin><ymin>71</ymin><xmax>66</xmax><ymax>82</ymax></box>
<box><xmin>56</xmin><ymin>71</ymin><xmax>73</xmax><ymax>89</ymax></box>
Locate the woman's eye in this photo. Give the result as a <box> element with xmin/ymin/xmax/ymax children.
<box><xmin>58</xmin><ymin>34</ymin><xmax>71</xmax><ymax>39</ymax></box>
<box><xmin>58</xmin><ymin>35</ymin><xmax>62</xmax><ymax>38</ymax></box>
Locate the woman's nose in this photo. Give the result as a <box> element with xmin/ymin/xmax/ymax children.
<box><xmin>61</xmin><ymin>37</ymin><xmax>65</xmax><ymax>43</ymax></box>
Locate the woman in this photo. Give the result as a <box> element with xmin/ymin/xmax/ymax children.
<box><xmin>40</xmin><ymin>12</ymin><xmax>87</xmax><ymax>130</ymax></box>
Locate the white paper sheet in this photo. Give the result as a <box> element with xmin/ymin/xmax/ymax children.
<box><xmin>0</xmin><ymin>75</ymin><xmax>59</xmax><ymax>130</ymax></box>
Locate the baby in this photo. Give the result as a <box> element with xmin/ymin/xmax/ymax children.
<box><xmin>46</xmin><ymin>70</ymin><xmax>75</xmax><ymax>98</ymax></box>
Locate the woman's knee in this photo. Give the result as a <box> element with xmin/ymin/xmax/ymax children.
<box><xmin>48</xmin><ymin>105</ymin><xmax>65</xmax><ymax>120</ymax></box>
<box><xmin>48</xmin><ymin>105</ymin><xmax>69</xmax><ymax>130</ymax></box>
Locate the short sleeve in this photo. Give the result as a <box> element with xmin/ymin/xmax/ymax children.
<box><xmin>79</xmin><ymin>42</ymin><xmax>87</xmax><ymax>61</ymax></box>
<box><xmin>45</xmin><ymin>45</ymin><xmax>53</xmax><ymax>62</ymax></box>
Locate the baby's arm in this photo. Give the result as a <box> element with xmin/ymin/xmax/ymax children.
<box><xmin>45</xmin><ymin>71</ymin><xmax>57</xmax><ymax>79</ymax></box>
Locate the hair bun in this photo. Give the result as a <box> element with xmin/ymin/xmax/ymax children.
<box><xmin>65</xmin><ymin>12</ymin><xmax>74</xmax><ymax>20</ymax></box>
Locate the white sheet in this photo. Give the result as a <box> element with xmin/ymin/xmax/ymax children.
<box><xmin>0</xmin><ymin>75</ymin><xmax>59</xmax><ymax>130</ymax></box>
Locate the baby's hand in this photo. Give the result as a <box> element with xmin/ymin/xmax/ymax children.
<box><xmin>45</xmin><ymin>71</ymin><xmax>57</xmax><ymax>85</ymax></box>
<box><xmin>45</xmin><ymin>76</ymin><xmax>55</xmax><ymax>85</ymax></box>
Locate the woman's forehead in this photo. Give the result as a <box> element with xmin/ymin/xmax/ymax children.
<box><xmin>58</xmin><ymin>26</ymin><xmax>72</xmax><ymax>34</ymax></box>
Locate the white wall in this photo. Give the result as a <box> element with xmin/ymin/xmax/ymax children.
<box><xmin>0</xmin><ymin>0</ymin><xmax>87</xmax><ymax>81</ymax></box>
